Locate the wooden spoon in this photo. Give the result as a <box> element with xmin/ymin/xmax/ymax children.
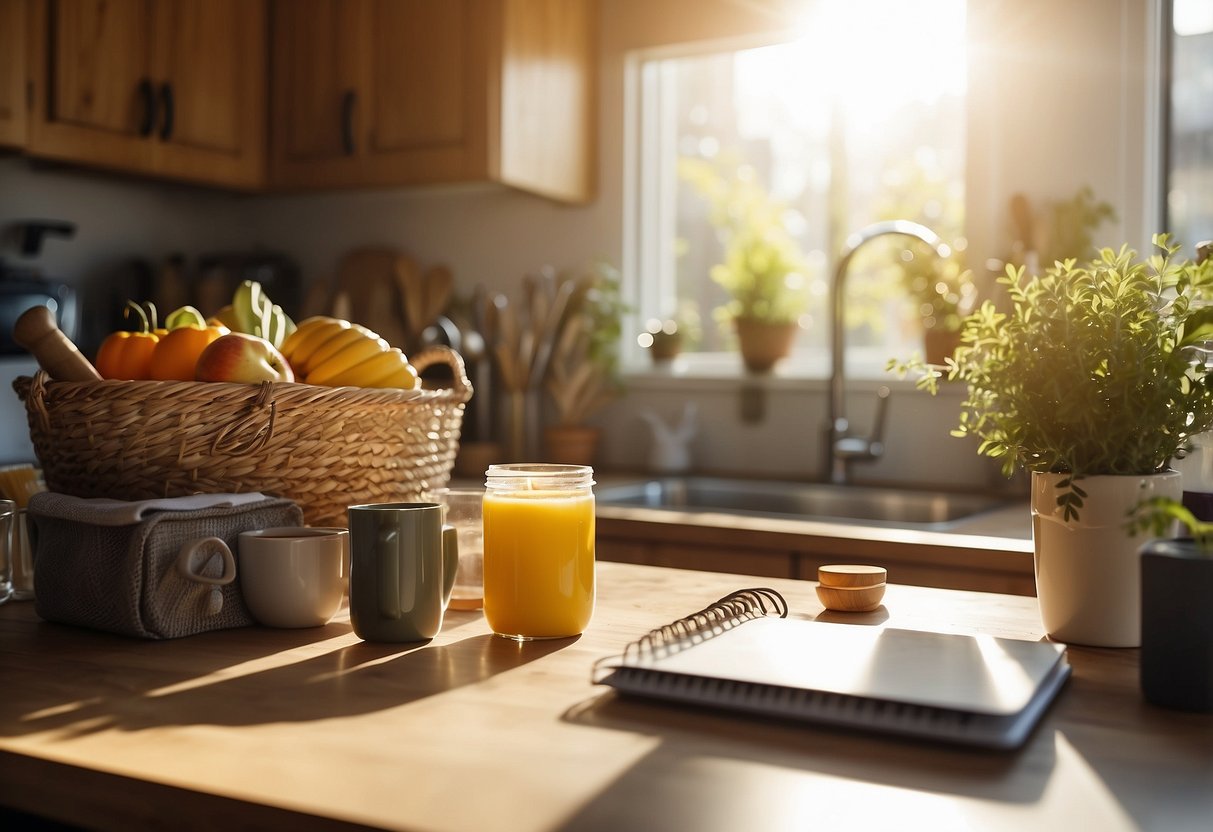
<box><xmin>396</xmin><ymin>255</ymin><xmax>426</xmax><ymax>346</ymax></box>
<box><xmin>422</xmin><ymin>265</ymin><xmax>454</xmax><ymax>331</ymax></box>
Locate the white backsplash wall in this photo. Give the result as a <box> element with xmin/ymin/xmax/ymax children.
<box><xmin>594</xmin><ymin>375</ymin><xmax>1006</xmax><ymax>491</ymax></box>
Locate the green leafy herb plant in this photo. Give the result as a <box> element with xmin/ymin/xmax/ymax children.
<box><xmin>678</xmin><ymin>157</ymin><xmax>811</xmax><ymax>326</ymax></box>
<box><xmin>889</xmin><ymin>235</ymin><xmax>1213</xmax><ymax>520</ymax></box>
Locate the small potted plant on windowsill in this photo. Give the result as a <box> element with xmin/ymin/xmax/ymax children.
<box><xmin>680</xmin><ymin>157</ymin><xmax>812</xmax><ymax>373</ymax></box>
<box><xmin>901</xmin><ymin>250</ymin><xmax>978</xmax><ymax>366</ymax></box>
<box><xmin>890</xmin><ymin>235</ymin><xmax>1213</xmax><ymax>648</ymax></box>
<box><xmin>543</xmin><ymin>262</ymin><xmax>626</xmax><ymax>466</ymax></box>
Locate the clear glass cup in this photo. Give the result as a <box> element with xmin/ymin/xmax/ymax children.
<box><xmin>482</xmin><ymin>464</ymin><xmax>595</xmax><ymax>640</ymax></box>
<box><xmin>426</xmin><ymin>487</ymin><xmax>485</xmax><ymax>611</ymax></box>
<box><xmin>0</xmin><ymin>499</ymin><xmax>14</xmax><ymax>605</ymax></box>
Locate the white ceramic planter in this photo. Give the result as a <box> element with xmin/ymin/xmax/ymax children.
<box><xmin>1031</xmin><ymin>471</ymin><xmax>1182</xmax><ymax>647</ymax></box>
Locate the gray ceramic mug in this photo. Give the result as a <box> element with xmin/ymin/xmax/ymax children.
<box><xmin>348</xmin><ymin>502</ymin><xmax>458</xmax><ymax>642</ymax></box>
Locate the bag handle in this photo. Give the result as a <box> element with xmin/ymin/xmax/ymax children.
<box><xmin>176</xmin><ymin>537</ymin><xmax>237</xmax><ymax>616</ymax></box>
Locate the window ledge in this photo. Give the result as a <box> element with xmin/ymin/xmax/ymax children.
<box><xmin>622</xmin><ymin>348</ymin><xmax>965</xmax><ymax>395</ymax></box>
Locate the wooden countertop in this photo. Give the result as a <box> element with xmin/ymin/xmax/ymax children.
<box><xmin>2</xmin><ymin>562</ymin><xmax>1210</xmax><ymax>831</ymax></box>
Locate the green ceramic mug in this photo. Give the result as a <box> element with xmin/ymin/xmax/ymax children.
<box><xmin>347</xmin><ymin>502</ymin><xmax>459</xmax><ymax>642</ymax></box>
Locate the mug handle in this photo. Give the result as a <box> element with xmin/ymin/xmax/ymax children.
<box><xmin>378</xmin><ymin>528</ymin><xmax>401</xmax><ymax>620</ymax></box>
<box><xmin>175</xmin><ymin>537</ymin><xmax>237</xmax><ymax>617</ymax></box>
<box><xmin>440</xmin><ymin>524</ymin><xmax>459</xmax><ymax>608</ymax></box>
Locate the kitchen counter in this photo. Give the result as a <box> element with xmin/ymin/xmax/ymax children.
<box><xmin>1</xmin><ymin>562</ymin><xmax>1210</xmax><ymax>832</ymax></box>
<box><xmin>592</xmin><ymin>476</ymin><xmax>1036</xmax><ymax>595</ymax></box>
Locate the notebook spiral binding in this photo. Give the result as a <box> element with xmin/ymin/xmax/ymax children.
<box><xmin>593</xmin><ymin>588</ymin><xmax>788</xmax><ymax>681</ymax></box>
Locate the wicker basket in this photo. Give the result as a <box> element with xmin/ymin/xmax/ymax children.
<box><xmin>13</xmin><ymin>346</ymin><xmax>471</xmax><ymax>528</ymax></box>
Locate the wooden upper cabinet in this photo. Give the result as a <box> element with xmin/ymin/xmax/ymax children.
<box><xmin>270</xmin><ymin>0</ymin><xmax>595</xmax><ymax>203</ymax></box>
<box><xmin>26</xmin><ymin>0</ymin><xmax>266</xmax><ymax>189</ymax></box>
<box><xmin>0</xmin><ymin>0</ymin><xmax>28</xmax><ymax>147</ymax></box>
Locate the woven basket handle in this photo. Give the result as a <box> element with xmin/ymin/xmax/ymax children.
<box><xmin>412</xmin><ymin>345</ymin><xmax>472</xmax><ymax>398</ymax></box>
<box><xmin>24</xmin><ymin>370</ymin><xmax>52</xmax><ymax>435</ymax></box>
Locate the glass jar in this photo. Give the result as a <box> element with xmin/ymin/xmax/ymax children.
<box><xmin>482</xmin><ymin>463</ymin><xmax>595</xmax><ymax>640</ymax></box>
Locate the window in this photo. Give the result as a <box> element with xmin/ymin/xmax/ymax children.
<box><xmin>628</xmin><ymin>0</ymin><xmax>968</xmax><ymax>377</ymax></box>
<box><xmin>1167</xmin><ymin>0</ymin><xmax>1213</xmax><ymax>246</ymax></box>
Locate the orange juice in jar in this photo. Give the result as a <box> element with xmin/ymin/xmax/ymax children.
<box><xmin>483</xmin><ymin>464</ymin><xmax>595</xmax><ymax>639</ymax></box>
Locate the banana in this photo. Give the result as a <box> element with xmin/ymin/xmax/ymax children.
<box><xmin>305</xmin><ymin>334</ymin><xmax>391</xmax><ymax>385</ymax></box>
<box><xmin>283</xmin><ymin>319</ymin><xmax>352</xmax><ymax>374</ymax></box>
<box><xmin>305</xmin><ymin>325</ymin><xmax>381</xmax><ymax>372</ymax></box>
<box><xmin>323</xmin><ymin>348</ymin><xmax>418</xmax><ymax>389</ymax></box>
<box><xmin>281</xmin><ymin>316</ymin><xmax>343</xmax><ymax>356</ymax></box>
<box><xmin>363</xmin><ymin>359</ymin><xmax>419</xmax><ymax>390</ymax></box>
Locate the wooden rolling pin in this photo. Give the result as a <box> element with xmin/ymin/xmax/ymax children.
<box><xmin>12</xmin><ymin>305</ymin><xmax>103</xmax><ymax>381</ymax></box>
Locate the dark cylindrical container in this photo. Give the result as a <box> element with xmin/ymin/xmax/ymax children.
<box><xmin>1140</xmin><ymin>539</ymin><xmax>1213</xmax><ymax>712</ymax></box>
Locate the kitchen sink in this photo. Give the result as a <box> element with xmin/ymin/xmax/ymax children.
<box><xmin>595</xmin><ymin>476</ymin><xmax>1016</xmax><ymax>530</ymax></box>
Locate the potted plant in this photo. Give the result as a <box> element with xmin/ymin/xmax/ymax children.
<box><xmin>543</xmin><ymin>262</ymin><xmax>626</xmax><ymax>465</ymax></box>
<box><xmin>680</xmin><ymin>157</ymin><xmax>811</xmax><ymax>373</ymax></box>
<box><xmin>891</xmin><ymin>235</ymin><xmax>1213</xmax><ymax>647</ymax></box>
<box><xmin>638</xmin><ymin>302</ymin><xmax>702</xmax><ymax>365</ymax></box>
<box><xmin>901</xmin><ymin>251</ymin><xmax>978</xmax><ymax>365</ymax></box>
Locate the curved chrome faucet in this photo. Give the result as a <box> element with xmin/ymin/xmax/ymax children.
<box><xmin>826</xmin><ymin>220</ymin><xmax>951</xmax><ymax>484</ymax></box>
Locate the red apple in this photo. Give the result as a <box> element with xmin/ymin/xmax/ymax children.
<box><xmin>195</xmin><ymin>333</ymin><xmax>295</xmax><ymax>383</ymax></box>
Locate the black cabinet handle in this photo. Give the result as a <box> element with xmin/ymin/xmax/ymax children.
<box><xmin>158</xmin><ymin>82</ymin><xmax>175</xmax><ymax>141</ymax></box>
<box><xmin>137</xmin><ymin>79</ymin><xmax>156</xmax><ymax>137</ymax></box>
<box><xmin>341</xmin><ymin>90</ymin><xmax>356</xmax><ymax>156</ymax></box>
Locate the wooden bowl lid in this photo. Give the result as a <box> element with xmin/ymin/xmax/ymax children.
<box><xmin>818</xmin><ymin>564</ymin><xmax>887</xmax><ymax>588</ymax></box>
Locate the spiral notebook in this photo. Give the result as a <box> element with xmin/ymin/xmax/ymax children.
<box><xmin>592</xmin><ymin>589</ymin><xmax>1070</xmax><ymax>750</ymax></box>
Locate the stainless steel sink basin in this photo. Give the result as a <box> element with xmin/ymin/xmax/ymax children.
<box><xmin>596</xmin><ymin>476</ymin><xmax>1014</xmax><ymax>529</ymax></box>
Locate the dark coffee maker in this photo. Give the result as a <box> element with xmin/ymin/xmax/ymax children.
<box><xmin>0</xmin><ymin>220</ymin><xmax>78</xmax><ymax>356</ymax></box>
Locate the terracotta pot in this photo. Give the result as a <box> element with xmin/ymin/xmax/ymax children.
<box><xmin>648</xmin><ymin>331</ymin><xmax>683</xmax><ymax>363</ymax></box>
<box><xmin>924</xmin><ymin>328</ymin><xmax>961</xmax><ymax>365</ymax></box>
<box><xmin>1031</xmin><ymin>470</ymin><xmax>1182</xmax><ymax>647</ymax></box>
<box><xmin>543</xmin><ymin>425</ymin><xmax>601</xmax><ymax>467</ymax></box>
<box><xmin>734</xmin><ymin>317</ymin><xmax>799</xmax><ymax>373</ymax></box>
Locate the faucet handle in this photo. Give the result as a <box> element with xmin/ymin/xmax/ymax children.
<box><xmin>867</xmin><ymin>386</ymin><xmax>891</xmax><ymax>453</ymax></box>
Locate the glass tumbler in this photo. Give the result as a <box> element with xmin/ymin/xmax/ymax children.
<box><xmin>483</xmin><ymin>464</ymin><xmax>595</xmax><ymax>640</ymax></box>
<box><xmin>427</xmin><ymin>487</ymin><xmax>485</xmax><ymax>610</ymax></box>
<box><xmin>0</xmin><ymin>499</ymin><xmax>14</xmax><ymax>604</ymax></box>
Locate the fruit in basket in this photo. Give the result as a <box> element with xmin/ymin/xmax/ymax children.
<box><xmin>149</xmin><ymin>306</ymin><xmax>229</xmax><ymax>381</ymax></box>
<box><xmin>195</xmin><ymin>332</ymin><xmax>295</xmax><ymax>383</ymax></box>
<box><xmin>280</xmin><ymin>316</ymin><xmax>352</xmax><ymax>375</ymax></box>
<box><xmin>95</xmin><ymin>300</ymin><xmax>160</xmax><ymax>380</ymax></box>
<box><xmin>318</xmin><ymin>347</ymin><xmax>418</xmax><ymax>389</ymax></box>
<box><xmin>280</xmin><ymin>316</ymin><xmax>418</xmax><ymax>389</ymax></box>
<box><xmin>208</xmin><ymin>280</ymin><xmax>296</xmax><ymax>350</ymax></box>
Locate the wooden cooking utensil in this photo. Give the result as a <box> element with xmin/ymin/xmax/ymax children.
<box><xmin>395</xmin><ymin>255</ymin><xmax>426</xmax><ymax>343</ymax></box>
<box><xmin>335</xmin><ymin>248</ymin><xmax>408</xmax><ymax>350</ymax></box>
<box><xmin>422</xmin><ymin>265</ymin><xmax>454</xmax><ymax>332</ymax></box>
<box><xmin>12</xmin><ymin>305</ymin><xmax>103</xmax><ymax>381</ymax></box>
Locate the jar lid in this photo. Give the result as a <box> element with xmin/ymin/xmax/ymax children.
<box><xmin>485</xmin><ymin>463</ymin><xmax>594</xmax><ymax>488</ymax></box>
<box><xmin>817</xmin><ymin>564</ymin><xmax>887</xmax><ymax>588</ymax></box>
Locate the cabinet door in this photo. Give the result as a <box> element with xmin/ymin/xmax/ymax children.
<box><xmin>366</xmin><ymin>0</ymin><xmax>487</xmax><ymax>177</ymax></box>
<box><xmin>27</xmin><ymin>0</ymin><xmax>158</xmax><ymax>172</ymax></box>
<box><xmin>151</xmin><ymin>0</ymin><xmax>266</xmax><ymax>188</ymax></box>
<box><xmin>27</xmin><ymin>0</ymin><xmax>264</xmax><ymax>189</ymax></box>
<box><xmin>269</xmin><ymin>0</ymin><xmax>367</xmax><ymax>183</ymax></box>
<box><xmin>270</xmin><ymin>0</ymin><xmax>489</xmax><ymax>189</ymax></box>
<box><xmin>0</xmin><ymin>0</ymin><xmax>27</xmax><ymax>147</ymax></box>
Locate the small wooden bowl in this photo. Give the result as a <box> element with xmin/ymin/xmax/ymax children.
<box><xmin>816</xmin><ymin>564</ymin><xmax>887</xmax><ymax>612</ymax></box>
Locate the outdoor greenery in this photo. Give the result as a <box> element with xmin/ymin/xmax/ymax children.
<box><xmin>678</xmin><ymin>157</ymin><xmax>811</xmax><ymax>326</ymax></box>
<box><xmin>890</xmin><ymin>235</ymin><xmax>1213</xmax><ymax>520</ymax></box>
